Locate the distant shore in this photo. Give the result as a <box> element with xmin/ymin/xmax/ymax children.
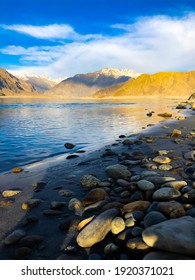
<box><xmin>0</xmin><ymin>100</ymin><xmax>194</xmax><ymax>260</ymax></box>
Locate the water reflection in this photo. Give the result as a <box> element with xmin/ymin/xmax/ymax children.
<box><xmin>0</xmin><ymin>98</ymin><xmax>179</xmax><ymax>172</ymax></box>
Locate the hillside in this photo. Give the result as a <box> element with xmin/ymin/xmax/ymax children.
<box><xmin>14</xmin><ymin>73</ymin><xmax>62</xmax><ymax>92</ymax></box>
<box><xmin>105</xmin><ymin>71</ymin><xmax>195</xmax><ymax>99</ymax></box>
<box><xmin>0</xmin><ymin>68</ymin><xmax>38</xmax><ymax>96</ymax></box>
<box><xmin>49</xmin><ymin>68</ymin><xmax>140</xmax><ymax>97</ymax></box>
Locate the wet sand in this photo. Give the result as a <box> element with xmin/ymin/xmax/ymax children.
<box><xmin>0</xmin><ymin>103</ymin><xmax>194</xmax><ymax>260</ymax></box>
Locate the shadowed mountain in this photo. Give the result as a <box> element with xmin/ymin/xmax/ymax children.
<box><xmin>49</xmin><ymin>68</ymin><xmax>140</xmax><ymax>97</ymax></box>
<box><xmin>100</xmin><ymin>71</ymin><xmax>195</xmax><ymax>99</ymax></box>
<box><xmin>0</xmin><ymin>68</ymin><xmax>38</xmax><ymax>96</ymax></box>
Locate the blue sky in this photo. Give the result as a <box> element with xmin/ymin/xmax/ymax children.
<box><xmin>0</xmin><ymin>0</ymin><xmax>195</xmax><ymax>78</ymax></box>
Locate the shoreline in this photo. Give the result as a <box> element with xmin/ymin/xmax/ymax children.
<box><xmin>0</xmin><ymin>104</ymin><xmax>195</xmax><ymax>260</ymax></box>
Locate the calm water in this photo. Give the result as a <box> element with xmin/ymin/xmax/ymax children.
<box><xmin>0</xmin><ymin>98</ymin><xmax>177</xmax><ymax>173</ymax></box>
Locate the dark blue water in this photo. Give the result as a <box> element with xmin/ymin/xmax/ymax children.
<box><xmin>0</xmin><ymin>98</ymin><xmax>175</xmax><ymax>173</ymax></box>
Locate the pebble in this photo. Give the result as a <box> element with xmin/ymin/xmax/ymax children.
<box><xmin>143</xmin><ymin>211</ymin><xmax>167</xmax><ymax>228</ymax></box>
<box><xmin>143</xmin><ymin>176</ymin><xmax>175</xmax><ymax>186</ymax></box>
<box><xmin>51</xmin><ymin>201</ymin><xmax>67</xmax><ymax>209</ymax></box>
<box><xmin>159</xmin><ymin>164</ymin><xmax>172</xmax><ymax>171</ymax></box>
<box><xmin>58</xmin><ymin>189</ymin><xmax>74</xmax><ymax>197</ymax></box>
<box><xmin>80</xmin><ymin>175</ymin><xmax>101</xmax><ymax>188</ymax></box>
<box><xmin>116</xmin><ymin>179</ymin><xmax>131</xmax><ymax>187</ymax></box>
<box><xmin>126</xmin><ymin>237</ymin><xmax>150</xmax><ymax>251</ymax></box>
<box><xmin>106</xmin><ymin>164</ymin><xmax>132</xmax><ymax>180</ymax></box>
<box><xmin>171</xmin><ymin>129</ymin><xmax>182</xmax><ymax>137</ymax></box>
<box><xmin>153</xmin><ymin>156</ymin><xmax>171</xmax><ymax>164</ymax></box>
<box><xmin>12</xmin><ymin>167</ymin><xmax>24</xmax><ymax>173</ymax></box>
<box><xmin>125</xmin><ymin>217</ymin><xmax>135</xmax><ymax>227</ymax></box>
<box><xmin>184</xmin><ymin>151</ymin><xmax>195</xmax><ymax>161</ymax></box>
<box><xmin>4</xmin><ymin>229</ymin><xmax>26</xmax><ymax>245</ymax></box>
<box><xmin>132</xmin><ymin>227</ymin><xmax>144</xmax><ymax>237</ymax></box>
<box><xmin>142</xmin><ymin>216</ymin><xmax>195</xmax><ymax>256</ymax></box>
<box><xmin>82</xmin><ymin>188</ymin><xmax>108</xmax><ymax>206</ymax></box>
<box><xmin>18</xmin><ymin>235</ymin><xmax>44</xmax><ymax>248</ymax></box>
<box><xmin>104</xmin><ymin>243</ymin><xmax>120</xmax><ymax>254</ymax></box>
<box><xmin>64</xmin><ymin>143</ymin><xmax>75</xmax><ymax>149</ymax></box>
<box><xmin>157</xmin><ymin>201</ymin><xmax>185</xmax><ymax>218</ymax></box>
<box><xmin>68</xmin><ymin>198</ymin><xmax>83</xmax><ymax>216</ymax></box>
<box><xmin>122</xmin><ymin>139</ymin><xmax>133</xmax><ymax>145</ymax></box>
<box><xmin>182</xmin><ymin>190</ymin><xmax>195</xmax><ymax>203</ymax></box>
<box><xmin>161</xmin><ymin>180</ymin><xmax>187</xmax><ymax>190</ymax></box>
<box><xmin>0</xmin><ymin>200</ymin><xmax>14</xmax><ymax>207</ymax></box>
<box><xmin>137</xmin><ymin>180</ymin><xmax>155</xmax><ymax>191</ymax></box>
<box><xmin>21</xmin><ymin>199</ymin><xmax>43</xmax><ymax>210</ymax></box>
<box><xmin>66</xmin><ymin>154</ymin><xmax>79</xmax><ymax>159</ymax></box>
<box><xmin>122</xmin><ymin>201</ymin><xmax>151</xmax><ymax>213</ymax></box>
<box><xmin>2</xmin><ymin>190</ymin><xmax>21</xmax><ymax>197</ymax></box>
<box><xmin>152</xmin><ymin>187</ymin><xmax>181</xmax><ymax>201</ymax></box>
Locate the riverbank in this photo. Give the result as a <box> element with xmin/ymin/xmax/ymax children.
<box><xmin>0</xmin><ymin>104</ymin><xmax>195</xmax><ymax>260</ymax></box>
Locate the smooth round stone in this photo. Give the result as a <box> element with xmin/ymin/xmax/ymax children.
<box><xmin>4</xmin><ymin>229</ymin><xmax>26</xmax><ymax>245</ymax></box>
<box><xmin>12</xmin><ymin>167</ymin><xmax>24</xmax><ymax>173</ymax></box>
<box><xmin>141</xmin><ymin>171</ymin><xmax>158</xmax><ymax>178</ymax></box>
<box><xmin>120</xmin><ymin>190</ymin><xmax>131</xmax><ymax>198</ymax></box>
<box><xmin>18</xmin><ymin>235</ymin><xmax>44</xmax><ymax>248</ymax></box>
<box><xmin>142</xmin><ymin>216</ymin><xmax>195</xmax><ymax>256</ymax></box>
<box><xmin>76</xmin><ymin>208</ymin><xmax>120</xmax><ymax>248</ymax></box>
<box><xmin>2</xmin><ymin>190</ymin><xmax>21</xmax><ymax>198</ymax></box>
<box><xmin>117</xmin><ymin>179</ymin><xmax>131</xmax><ymax>187</ymax></box>
<box><xmin>58</xmin><ymin>189</ymin><xmax>74</xmax><ymax>197</ymax></box>
<box><xmin>131</xmin><ymin>175</ymin><xmax>141</xmax><ymax>181</ymax></box>
<box><xmin>143</xmin><ymin>211</ymin><xmax>167</xmax><ymax>228</ymax></box>
<box><xmin>125</xmin><ymin>217</ymin><xmax>135</xmax><ymax>227</ymax></box>
<box><xmin>143</xmin><ymin>176</ymin><xmax>175</xmax><ymax>186</ymax></box>
<box><xmin>82</xmin><ymin>188</ymin><xmax>108</xmax><ymax>206</ymax></box>
<box><xmin>153</xmin><ymin>156</ymin><xmax>171</xmax><ymax>164</ymax></box>
<box><xmin>123</xmin><ymin>201</ymin><xmax>151</xmax><ymax>213</ymax></box>
<box><xmin>98</xmin><ymin>181</ymin><xmax>111</xmax><ymax>188</ymax></box>
<box><xmin>64</xmin><ymin>143</ymin><xmax>75</xmax><ymax>149</ymax></box>
<box><xmin>157</xmin><ymin>201</ymin><xmax>185</xmax><ymax>218</ymax></box>
<box><xmin>51</xmin><ymin>201</ymin><xmax>66</xmax><ymax>209</ymax></box>
<box><xmin>171</xmin><ymin>129</ymin><xmax>182</xmax><ymax>137</ymax></box>
<box><xmin>126</xmin><ymin>237</ymin><xmax>150</xmax><ymax>251</ymax></box>
<box><xmin>137</xmin><ymin>180</ymin><xmax>155</xmax><ymax>191</ymax></box>
<box><xmin>104</xmin><ymin>243</ymin><xmax>120</xmax><ymax>254</ymax></box>
<box><xmin>122</xmin><ymin>139</ymin><xmax>133</xmax><ymax>145</ymax></box>
<box><xmin>131</xmin><ymin>211</ymin><xmax>145</xmax><ymax>222</ymax></box>
<box><xmin>111</xmin><ymin>217</ymin><xmax>126</xmax><ymax>234</ymax></box>
<box><xmin>159</xmin><ymin>164</ymin><xmax>172</xmax><ymax>171</ymax></box>
<box><xmin>130</xmin><ymin>191</ymin><xmax>144</xmax><ymax>201</ymax></box>
<box><xmin>80</xmin><ymin>175</ymin><xmax>101</xmax><ymax>188</ymax></box>
<box><xmin>161</xmin><ymin>180</ymin><xmax>187</xmax><ymax>190</ymax></box>
<box><xmin>152</xmin><ymin>188</ymin><xmax>181</xmax><ymax>201</ymax></box>
<box><xmin>21</xmin><ymin>199</ymin><xmax>42</xmax><ymax>210</ymax></box>
<box><xmin>106</xmin><ymin>164</ymin><xmax>132</xmax><ymax>180</ymax></box>
<box><xmin>132</xmin><ymin>227</ymin><xmax>144</xmax><ymax>237</ymax></box>
<box><xmin>68</xmin><ymin>198</ymin><xmax>83</xmax><ymax>215</ymax></box>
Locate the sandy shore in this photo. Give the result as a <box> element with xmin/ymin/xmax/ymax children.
<box><xmin>0</xmin><ymin>104</ymin><xmax>195</xmax><ymax>260</ymax></box>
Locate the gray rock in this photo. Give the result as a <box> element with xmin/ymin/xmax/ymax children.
<box><xmin>76</xmin><ymin>208</ymin><xmax>120</xmax><ymax>247</ymax></box>
<box><xmin>157</xmin><ymin>201</ymin><xmax>185</xmax><ymax>218</ymax></box>
<box><xmin>106</xmin><ymin>164</ymin><xmax>131</xmax><ymax>180</ymax></box>
<box><xmin>143</xmin><ymin>176</ymin><xmax>175</xmax><ymax>186</ymax></box>
<box><xmin>152</xmin><ymin>187</ymin><xmax>181</xmax><ymax>201</ymax></box>
<box><xmin>142</xmin><ymin>216</ymin><xmax>195</xmax><ymax>256</ymax></box>
<box><xmin>80</xmin><ymin>175</ymin><xmax>101</xmax><ymax>188</ymax></box>
<box><xmin>132</xmin><ymin>227</ymin><xmax>144</xmax><ymax>237</ymax></box>
<box><xmin>143</xmin><ymin>211</ymin><xmax>167</xmax><ymax>228</ymax></box>
<box><xmin>137</xmin><ymin>180</ymin><xmax>155</xmax><ymax>191</ymax></box>
<box><xmin>64</xmin><ymin>143</ymin><xmax>75</xmax><ymax>149</ymax></box>
<box><xmin>4</xmin><ymin>229</ymin><xmax>26</xmax><ymax>245</ymax></box>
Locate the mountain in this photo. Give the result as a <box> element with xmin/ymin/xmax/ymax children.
<box><xmin>14</xmin><ymin>73</ymin><xmax>62</xmax><ymax>92</ymax></box>
<box><xmin>49</xmin><ymin>68</ymin><xmax>141</xmax><ymax>97</ymax></box>
<box><xmin>0</xmin><ymin>68</ymin><xmax>38</xmax><ymax>96</ymax></box>
<box><xmin>94</xmin><ymin>71</ymin><xmax>195</xmax><ymax>99</ymax></box>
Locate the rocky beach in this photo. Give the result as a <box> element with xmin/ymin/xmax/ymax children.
<box><xmin>0</xmin><ymin>101</ymin><xmax>195</xmax><ymax>260</ymax></box>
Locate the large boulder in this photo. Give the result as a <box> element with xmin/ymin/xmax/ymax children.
<box><xmin>142</xmin><ymin>216</ymin><xmax>195</xmax><ymax>256</ymax></box>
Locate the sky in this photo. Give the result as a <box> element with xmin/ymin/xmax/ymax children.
<box><xmin>0</xmin><ymin>0</ymin><xmax>195</xmax><ymax>78</ymax></box>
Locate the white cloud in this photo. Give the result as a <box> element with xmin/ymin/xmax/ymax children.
<box><xmin>2</xmin><ymin>13</ymin><xmax>195</xmax><ymax>78</ymax></box>
<box><xmin>1</xmin><ymin>24</ymin><xmax>82</xmax><ymax>40</ymax></box>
